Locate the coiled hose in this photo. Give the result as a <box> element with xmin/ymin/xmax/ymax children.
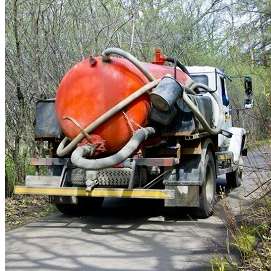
<box><xmin>71</xmin><ymin>127</ymin><xmax>155</xmax><ymax>170</ymax></box>
<box><xmin>182</xmin><ymin>91</ymin><xmax>223</xmax><ymax>135</ymax></box>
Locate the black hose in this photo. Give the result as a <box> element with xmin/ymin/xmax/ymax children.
<box><xmin>165</xmin><ymin>57</ymin><xmax>190</xmax><ymax>76</ymax></box>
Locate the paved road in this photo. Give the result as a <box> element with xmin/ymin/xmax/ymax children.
<box><xmin>6</xmin><ymin>146</ymin><xmax>270</xmax><ymax>271</ymax></box>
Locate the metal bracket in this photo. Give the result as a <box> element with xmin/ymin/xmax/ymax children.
<box><xmin>59</xmin><ymin>161</ymin><xmax>69</xmax><ymax>187</ymax></box>
<box><xmin>184</xmin><ymin>132</ymin><xmax>209</xmax><ymax>141</ymax></box>
<box><xmin>128</xmin><ymin>160</ymin><xmax>137</xmax><ymax>189</ymax></box>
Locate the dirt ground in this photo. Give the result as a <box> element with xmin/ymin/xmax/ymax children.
<box><xmin>5</xmin><ymin>195</ymin><xmax>55</xmax><ymax>231</ymax></box>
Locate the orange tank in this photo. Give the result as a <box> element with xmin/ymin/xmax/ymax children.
<box><xmin>55</xmin><ymin>56</ymin><xmax>190</xmax><ymax>154</ymax></box>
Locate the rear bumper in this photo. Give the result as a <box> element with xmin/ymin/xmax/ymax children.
<box><xmin>14</xmin><ymin>186</ymin><xmax>175</xmax><ymax>200</ymax></box>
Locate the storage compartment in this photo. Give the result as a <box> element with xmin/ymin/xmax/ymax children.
<box><xmin>35</xmin><ymin>99</ymin><xmax>62</xmax><ymax>139</ymax></box>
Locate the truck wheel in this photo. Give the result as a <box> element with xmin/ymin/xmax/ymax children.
<box><xmin>226</xmin><ymin>168</ymin><xmax>242</xmax><ymax>189</ymax></box>
<box><xmin>226</xmin><ymin>157</ymin><xmax>243</xmax><ymax>189</ymax></box>
<box><xmin>55</xmin><ymin>197</ymin><xmax>104</xmax><ymax>216</ymax></box>
<box><xmin>197</xmin><ymin>151</ymin><xmax>216</xmax><ymax>218</ymax></box>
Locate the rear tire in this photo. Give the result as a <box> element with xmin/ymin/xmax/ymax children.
<box><xmin>197</xmin><ymin>151</ymin><xmax>216</xmax><ymax>218</ymax></box>
<box><xmin>55</xmin><ymin>197</ymin><xmax>104</xmax><ymax>216</ymax></box>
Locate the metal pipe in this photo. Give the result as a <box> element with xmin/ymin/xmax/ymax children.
<box><xmin>71</xmin><ymin>127</ymin><xmax>155</xmax><ymax>170</ymax></box>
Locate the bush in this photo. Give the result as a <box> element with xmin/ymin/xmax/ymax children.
<box><xmin>5</xmin><ymin>151</ymin><xmax>36</xmax><ymax>198</ymax></box>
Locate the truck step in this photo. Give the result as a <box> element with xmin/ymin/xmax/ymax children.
<box><xmin>25</xmin><ymin>175</ymin><xmax>61</xmax><ymax>187</ymax></box>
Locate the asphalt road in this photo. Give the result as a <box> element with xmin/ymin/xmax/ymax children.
<box><xmin>6</xmin><ymin>146</ymin><xmax>270</xmax><ymax>271</ymax></box>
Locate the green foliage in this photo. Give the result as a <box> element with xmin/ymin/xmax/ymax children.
<box><xmin>210</xmin><ymin>256</ymin><xmax>237</xmax><ymax>271</ymax></box>
<box><xmin>5</xmin><ymin>152</ymin><xmax>36</xmax><ymax>197</ymax></box>
<box><xmin>5</xmin><ymin>155</ymin><xmax>16</xmax><ymax>197</ymax></box>
<box><xmin>248</xmin><ymin>138</ymin><xmax>271</xmax><ymax>149</ymax></box>
<box><xmin>231</xmin><ymin>196</ymin><xmax>271</xmax><ymax>270</ymax></box>
<box><xmin>233</xmin><ymin>226</ymin><xmax>257</xmax><ymax>256</ymax></box>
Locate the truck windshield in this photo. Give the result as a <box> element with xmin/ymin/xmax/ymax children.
<box><xmin>190</xmin><ymin>75</ymin><xmax>209</xmax><ymax>86</ymax></box>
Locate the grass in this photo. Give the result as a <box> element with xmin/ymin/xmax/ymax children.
<box><xmin>210</xmin><ymin>256</ymin><xmax>238</xmax><ymax>271</ymax></box>
<box><xmin>247</xmin><ymin>138</ymin><xmax>271</xmax><ymax>150</ymax></box>
<box><xmin>211</xmin><ymin>140</ymin><xmax>270</xmax><ymax>270</ymax></box>
<box><xmin>5</xmin><ymin>152</ymin><xmax>56</xmax><ymax>231</ymax></box>
<box><xmin>237</xmin><ymin>197</ymin><xmax>271</xmax><ymax>271</ymax></box>
<box><xmin>211</xmin><ymin>196</ymin><xmax>271</xmax><ymax>271</ymax></box>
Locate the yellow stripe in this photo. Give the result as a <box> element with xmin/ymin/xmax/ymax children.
<box><xmin>14</xmin><ymin>186</ymin><xmax>174</xmax><ymax>199</ymax></box>
<box><xmin>217</xmin><ymin>154</ymin><xmax>232</xmax><ymax>160</ymax></box>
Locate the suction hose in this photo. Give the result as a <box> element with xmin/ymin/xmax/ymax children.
<box><xmin>102</xmin><ymin>48</ymin><xmax>156</xmax><ymax>81</ymax></box>
<box><xmin>188</xmin><ymin>81</ymin><xmax>224</xmax><ymax>134</ymax></box>
<box><xmin>71</xmin><ymin>127</ymin><xmax>155</xmax><ymax>170</ymax></box>
<box><xmin>182</xmin><ymin>91</ymin><xmax>223</xmax><ymax>135</ymax></box>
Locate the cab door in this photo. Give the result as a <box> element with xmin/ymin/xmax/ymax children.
<box><xmin>217</xmin><ymin>74</ymin><xmax>232</xmax><ymax>129</ymax></box>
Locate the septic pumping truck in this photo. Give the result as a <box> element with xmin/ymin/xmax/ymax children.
<box><xmin>14</xmin><ymin>48</ymin><xmax>253</xmax><ymax>218</ymax></box>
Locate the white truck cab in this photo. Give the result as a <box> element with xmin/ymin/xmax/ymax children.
<box><xmin>188</xmin><ymin>66</ymin><xmax>232</xmax><ymax>123</ymax></box>
<box><xmin>187</xmin><ymin>66</ymin><xmax>233</xmax><ymax>149</ymax></box>
<box><xmin>186</xmin><ymin>65</ymin><xmax>253</xmax><ymax>189</ymax></box>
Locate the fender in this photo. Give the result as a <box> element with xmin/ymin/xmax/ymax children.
<box><xmin>227</xmin><ymin>127</ymin><xmax>246</xmax><ymax>163</ymax></box>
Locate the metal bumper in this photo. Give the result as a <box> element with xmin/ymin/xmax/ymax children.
<box><xmin>14</xmin><ymin>186</ymin><xmax>175</xmax><ymax>200</ymax></box>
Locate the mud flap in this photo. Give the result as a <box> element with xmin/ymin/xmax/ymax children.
<box><xmin>163</xmin><ymin>138</ymin><xmax>215</xmax><ymax>208</ymax></box>
<box><xmin>164</xmin><ymin>185</ymin><xmax>199</xmax><ymax>207</ymax></box>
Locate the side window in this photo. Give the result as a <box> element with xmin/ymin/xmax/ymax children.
<box><xmin>220</xmin><ymin>76</ymin><xmax>229</xmax><ymax>106</ymax></box>
<box><xmin>190</xmin><ymin>75</ymin><xmax>209</xmax><ymax>86</ymax></box>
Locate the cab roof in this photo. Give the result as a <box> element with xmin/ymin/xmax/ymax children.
<box><xmin>187</xmin><ymin>66</ymin><xmax>224</xmax><ymax>75</ymax></box>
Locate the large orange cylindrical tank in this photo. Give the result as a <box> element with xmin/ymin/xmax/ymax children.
<box><xmin>55</xmin><ymin>56</ymin><xmax>190</xmax><ymax>154</ymax></box>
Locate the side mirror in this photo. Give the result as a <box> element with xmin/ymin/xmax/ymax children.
<box><xmin>244</xmin><ymin>76</ymin><xmax>253</xmax><ymax>109</ymax></box>
<box><xmin>244</xmin><ymin>76</ymin><xmax>253</xmax><ymax>96</ymax></box>
<box><xmin>244</xmin><ymin>98</ymin><xmax>253</xmax><ymax>109</ymax></box>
